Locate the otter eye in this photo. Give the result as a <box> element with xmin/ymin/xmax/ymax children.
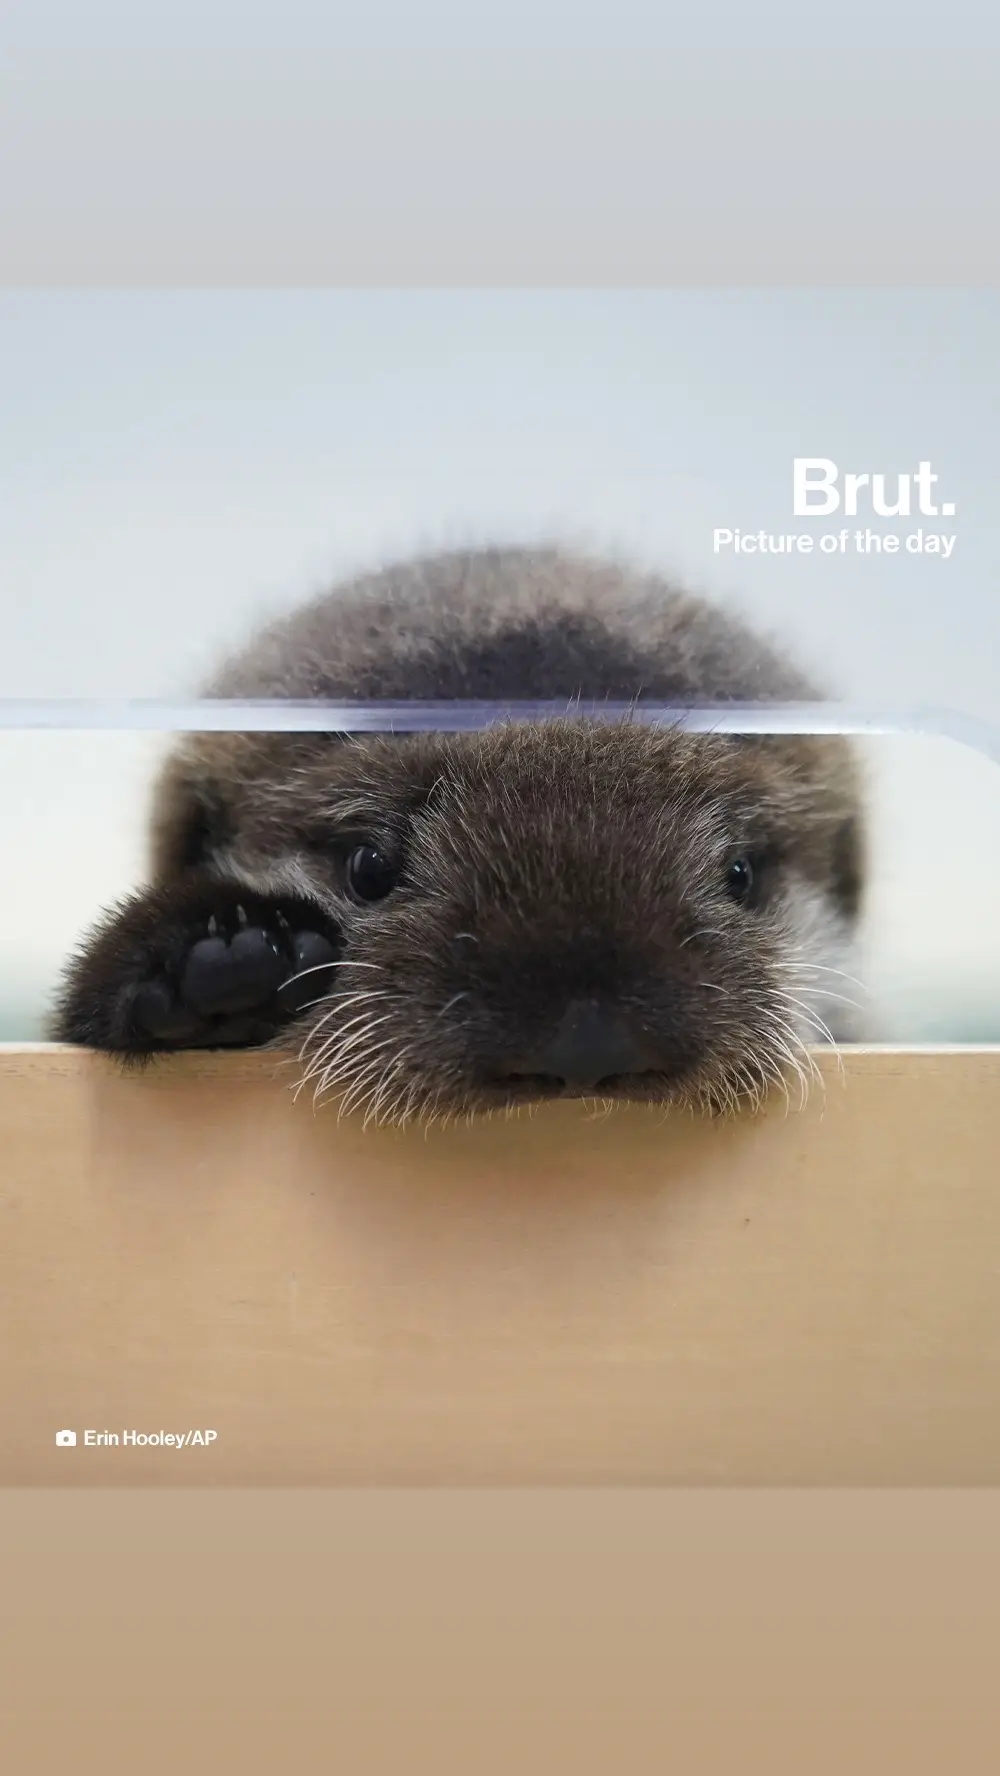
<box><xmin>725</xmin><ymin>856</ymin><xmax>755</xmax><ymax>905</ymax></box>
<box><xmin>345</xmin><ymin>845</ymin><xmax>397</xmax><ymax>903</ymax></box>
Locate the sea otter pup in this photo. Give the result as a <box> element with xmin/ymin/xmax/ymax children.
<box><xmin>54</xmin><ymin>546</ymin><xmax>866</xmax><ymax>1123</ymax></box>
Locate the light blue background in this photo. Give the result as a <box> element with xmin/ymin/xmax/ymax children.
<box><xmin>1</xmin><ymin>290</ymin><xmax>998</xmax><ymax>1040</ymax></box>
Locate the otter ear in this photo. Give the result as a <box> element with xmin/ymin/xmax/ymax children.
<box><xmin>830</xmin><ymin>816</ymin><xmax>864</xmax><ymax>921</ymax></box>
<box><xmin>169</xmin><ymin>798</ymin><xmax>222</xmax><ymax>869</ymax></box>
<box><xmin>149</xmin><ymin>760</ymin><xmax>233</xmax><ymax>876</ymax></box>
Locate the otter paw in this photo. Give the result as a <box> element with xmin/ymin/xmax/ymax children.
<box><xmin>132</xmin><ymin>906</ymin><xmax>341</xmax><ymax>1044</ymax></box>
<box><xmin>55</xmin><ymin>877</ymin><xmax>343</xmax><ymax>1055</ymax></box>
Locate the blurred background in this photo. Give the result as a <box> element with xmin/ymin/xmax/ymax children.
<box><xmin>1</xmin><ymin>289</ymin><xmax>998</xmax><ymax>1041</ymax></box>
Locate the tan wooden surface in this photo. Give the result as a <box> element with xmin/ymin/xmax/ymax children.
<box><xmin>4</xmin><ymin>1489</ymin><xmax>1000</xmax><ymax>1772</ymax></box>
<box><xmin>2</xmin><ymin>1044</ymin><xmax>999</xmax><ymax>1484</ymax></box>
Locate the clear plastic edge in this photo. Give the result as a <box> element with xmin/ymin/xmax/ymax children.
<box><xmin>0</xmin><ymin>700</ymin><xmax>998</xmax><ymax>765</ymax></box>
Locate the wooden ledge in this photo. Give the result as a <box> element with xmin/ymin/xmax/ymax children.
<box><xmin>2</xmin><ymin>1045</ymin><xmax>999</xmax><ymax>1484</ymax></box>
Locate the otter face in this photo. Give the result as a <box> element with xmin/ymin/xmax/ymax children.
<box><xmin>190</xmin><ymin>719</ymin><xmax>864</xmax><ymax>1126</ymax></box>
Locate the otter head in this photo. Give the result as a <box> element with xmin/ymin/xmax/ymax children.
<box><xmin>163</xmin><ymin>718</ymin><xmax>865</xmax><ymax>1125</ymax></box>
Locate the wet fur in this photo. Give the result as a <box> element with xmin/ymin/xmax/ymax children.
<box><xmin>54</xmin><ymin>546</ymin><xmax>867</xmax><ymax>1123</ymax></box>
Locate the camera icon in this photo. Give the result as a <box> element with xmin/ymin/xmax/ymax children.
<box><xmin>54</xmin><ymin>1428</ymin><xmax>77</xmax><ymax>1448</ymax></box>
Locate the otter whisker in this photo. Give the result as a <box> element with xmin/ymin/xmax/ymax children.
<box><xmin>776</xmin><ymin>955</ymin><xmax>868</xmax><ymax>993</ymax></box>
<box><xmin>280</xmin><ymin>956</ymin><xmax>383</xmax><ymax>992</ymax></box>
<box><xmin>319</xmin><ymin>1036</ymin><xmax>405</xmax><ymax>1107</ymax></box>
<box><xmin>303</xmin><ymin>1029</ymin><xmax>402</xmax><ymax>1105</ymax></box>
<box><xmin>294</xmin><ymin>994</ymin><xmax>397</xmax><ymax>1058</ymax></box>
<box><xmin>753</xmin><ymin>1016</ymin><xmax>814</xmax><ymax>1111</ymax></box>
<box><xmin>363</xmin><ymin>1049</ymin><xmax>421</xmax><ymax>1127</ymax></box>
<box><xmin>435</xmin><ymin>992</ymin><xmax>471</xmax><ymax>1019</ymax></box>
<box><xmin>307</xmin><ymin>1007</ymin><xmax>400</xmax><ymax>1066</ymax></box>
<box><xmin>297</xmin><ymin>988</ymin><xmax>396</xmax><ymax>1059</ymax></box>
<box><xmin>336</xmin><ymin>1035</ymin><xmax>418</xmax><ymax>1108</ymax></box>
<box><xmin>776</xmin><ymin>993</ymin><xmax>838</xmax><ymax>1049</ymax></box>
<box><xmin>294</xmin><ymin>1016</ymin><xmax>400</xmax><ymax>1098</ymax></box>
<box><xmin>781</xmin><ymin>982</ymin><xmax>865</xmax><ymax>1015</ymax></box>
<box><xmin>327</xmin><ymin>1062</ymin><xmax>391</xmax><ymax>1121</ymax></box>
<box><xmin>677</xmin><ymin>928</ymin><xmax>729</xmax><ymax>951</ymax></box>
<box><xmin>766</xmin><ymin>1000</ymin><xmax>838</xmax><ymax>1093</ymax></box>
<box><xmin>296</xmin><ymin>994</ymin><xmax>398</xmax><ymax>1067</ymax></box>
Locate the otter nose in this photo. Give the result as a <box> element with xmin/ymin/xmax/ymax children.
<box><xmin>500</xmin><ymin>998</ymin><xmax>654</xmax><ymax>1094</ymax></box>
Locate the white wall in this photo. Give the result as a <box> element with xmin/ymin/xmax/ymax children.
<box><xmin>2</xmin><ymin>291</ymin><xmax>998</xmax><ymax>1039</ymax></box>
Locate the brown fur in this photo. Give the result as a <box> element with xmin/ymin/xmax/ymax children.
<box><xmin>54</xmin><ymin>545</ymin><xmax>867</xmax><ymax>1123</ymax></box>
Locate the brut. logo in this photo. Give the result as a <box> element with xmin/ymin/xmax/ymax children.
<box><xmin>793</xmin><ymin>459</ymin><xmax>955</xmax><ymax>518</ymax></box>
